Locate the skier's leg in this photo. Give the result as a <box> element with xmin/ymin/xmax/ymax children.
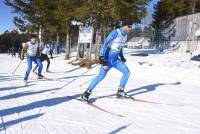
<box><xmin>24</xmin><ymin>56</ymin><xmax>33</xmax><ymax>81</ymax></box>
<box><xmin>114</xmin><ymin>60</ymin><xmax>130</xmax><ymax>89</ymax></box>
<box><xmin>45</xmin><ymin>55</ymin><xmax>50</xmax><ymax>72</ymax></box>
<box><xmin>82</xmin><ymin>66</ymin><xmax>109</xmax><ymax>101</ymax></box>
<box><xmin>46</xmin><ymin>59</ymin><xmax>50</xmax><ymax>72</ymax></box>
<box><xmin>34</xmin><ymin>57</ymin><xmax>43</xmax><ymax>76</ymax></box>
<box><xmin>87</xmin><ymin>66</ymin><xmax>109</xmax><ymax>92</ymax></box>
<box><xmin>32</xmin><ymin>64</ymin><xmax>38</xmax><ymax>73</ymax></box>
<box><xmin>50</xmin><ymin>50</ymin><xmax>53</xmax><ymax>58</ymax></box>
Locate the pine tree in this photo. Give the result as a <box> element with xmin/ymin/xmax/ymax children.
<box><xmin>152</xmin><ymin>0</ymin><xmax>200</xmax><ymax>28</ymax></box>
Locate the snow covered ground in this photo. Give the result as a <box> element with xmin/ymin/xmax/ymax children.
<box><xmin>0</xmin><ymin>51</ymin><xmax>200</xmax><ymax>134</ymax></box>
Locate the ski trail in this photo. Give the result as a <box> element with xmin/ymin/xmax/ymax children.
<box><xmin>19</xmin><ymin>112</ymin><xmax>24</xmax><ymax>134</ymax></box>
<box><xmin>31</xmin><ymin>72</ymin><xmax>67</xmax><ymax>82</ymax></box>
<box><xmin>40</xmin><ymin>123</ymin><xmax>50</xmax><ymax>134</ymax></box>
<box><xmin>9</xmin><ymin>90</ymin><xmax>50</xmax><ymax>133</ymax></box>
<box><xmin>6</xmin><ymin>79</ymin><xmax>24</xmax><ymax>133</ymax></box>
<box><xmin>82</xmin><ymin>127</ymin><xmax>90</xmax><ymax>134</ymax></box>
<box><xmin>4</xmin><ymin>75</ymin><xmax>47</xmax><ymax>133</ymax></box>
<box><xmin>71</xmin><ymin>97</ymin><xmax>124</xmax><ymax>118</ymax></box>
<box><xmin>79</xmin><ymin>77</ymin><xmax>94</xmax><ymax>87</ymax></box>
<box><xmin>36</xmin><ymin>65</ymin><xmax>99</xmax><ymax>116</ymax></box>
<box><xmin>0</xmin><ymin>105</ymin><xmax>7</xmax><ymax>134</ymax></box>
<box><xmin>0</xmin><ymin>66</ymin><xmax>23</xmax><ymax>133</ymax></box>
<box><xmin>50</xmin><ymin>64</ymin><xmax>99</xmax><ymax>95</ymax></box>
<box><xmin>42</xmin><ymin>118</ymin><xmax>105</xmax><ymax>133</ymax></box>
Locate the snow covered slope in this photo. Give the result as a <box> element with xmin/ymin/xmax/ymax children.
<box><xmin>0</xmin><ymin>52</ymin><xmax>200</xmax><ymax>134</ymax></box>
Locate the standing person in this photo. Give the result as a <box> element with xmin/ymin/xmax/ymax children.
<box><xmin>55</xmin><ymin>44</ymin><xmax>57</xmax><ymax>54</ymax></box>
<box><xmin>20</xmin><ymin>35</ymin><xmax>43</xmax><ymax>85</ymax></box>
<box><xmin>11</xmin><ymin>47</ymin><xmax>16</xmax><ymax>57</ymax></box>
<box><xmin>8</xmin><ymin>48</ymin><xmax>11</xmax><ymax>55</ymax></box>
<box><xmin>33</xmin><ymin>44</ymin><xmax>51</xmax><ymax>73</ymax></box>
<box><xmin>53</xmin><ymin>44</ymin><xmax>56</xmax><ymax>54</ymax></box>
<box><xmin>81</xmin><ymin>21</ymin><xmax>133</xmax><ymax>102</ymax></box>
<box><xmin>49</xmin><ymin>43</ymin><xmax>53</xmax><ymax>59</ymax></box>
<box><xmin>56</xmin><ymin>44</ymin><xmax>60</xmax><ymax>54</ymax></box>
<box><xmin>18</xmin><ymin>48</ymin><xmax>21</xmax><ymax>59</ymax></box>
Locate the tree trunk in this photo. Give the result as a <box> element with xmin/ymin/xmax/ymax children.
<box><xmin>56</xmin><ymin>32</ymin><xmax>59</xmax><ymax>48</ymax></box>
<box><xmin>100</xmin><ymin>18</ymin><xmax>106</xmax><ymax>46</ymax></box>
<box><xmin>76</xmin><ymin>26</ymin><xmax>81</xmax><ymax>59</ymax></box>
<box><xmin>88</xmin><ymin>44</ymin><xmax>92</xmax><ymax>59</ymax></box>
<box><xmin>95</xmin><ymin>44</ymin><xmax>101</xmax><ymax>59</ymax></box>
<box><xmin>88</xmin><ymin>27</ymin><xmax>94</xmax><ymax>59</ymax></box>
<box><xmin>85</xmin><ymin>43</ymin><xmax>89</xmax><ymax>58</ymax></box>
<box><xmin>192</xmin><ymin>1</ymin><xmax>196</xmax><ymax>14</ymax></box>
<box><xmin>81</xmin><ymin>44</ymin><xmax>84</xmax><ymax>58</ymax></box>
<box><xmin>70</xmin><ymin>33</ymin><xmax>72</xmax><ymax>54</ymax></box>
<box><xmin>65</xmin><ymin>29</ymin><xmax>70</xmax><ymax>60</ymax></box>
<box><xmin>94</xmin><ymin>29</ymin><xmax>101</xmax><ymax>59</ymax></box>
<box><xmin>39</xmin><ymin>25</ymin><xmax>43</xmax><ymax>47</ymax></box>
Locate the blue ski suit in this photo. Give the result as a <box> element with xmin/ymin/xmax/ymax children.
<box><xmin>87</xmin><ymin>28</ymin><xmax>130</xmax><ymax>92</ymax></box>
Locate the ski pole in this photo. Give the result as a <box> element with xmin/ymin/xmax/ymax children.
<box><xmin>79</xmin><ymin>77</ymin><xmax>94</xmax><ymax>87</ymax></box>
<box><xmin>50</xmin><ymin>64</ymin><xmax>99</xmax><ymax>95</ymax></box>
<box><xmin>11</xmin><ymin>60</ymin><xmax>23</xmax><ymax>74</ymax></box>
<box><xmin>60</xmin><ymin>64</ymin><xmax>99</xmax><ymax>89</ymax></box>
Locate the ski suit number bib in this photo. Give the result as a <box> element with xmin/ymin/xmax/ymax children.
<box><xmin>110</xmin><ymin>29</ymin><xmax>127</xmax><ymax>52</ymax></box>
<box><xmin>27</xmin><ymin>42</ymin><xmax>38</xmax><ymax>56</ymax></box>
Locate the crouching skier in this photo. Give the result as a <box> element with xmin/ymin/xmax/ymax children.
<box><xmin>20</xmin><ymin>35</ymin><xmax>43</xmax><ymax>85</ymax></box>
<box><xmin>81</xmin><ymin>21</ymin><xmax>133</xmax><ymax>102</ymax></box>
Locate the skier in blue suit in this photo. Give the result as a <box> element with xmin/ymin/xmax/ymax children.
<box><xmin>82</xmin><ymin>21</ymin><xmax>133</xmax><ymax>101</ymax></box>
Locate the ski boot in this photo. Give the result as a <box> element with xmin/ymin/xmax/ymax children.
<box><xmin>81</xmin><ymin>90</ymin><xmax>91</xmax><ymax>102</ymax></box>
<box><xmin>38</xmin><ymin>74</ymin><xmax>44</xmax><ymax>79</ymax></box>
<box><xmin>116</xmin><ymin>87</ymin><xmax>129</xmax><ymax>98</ymax></box>
<box><xmin>46</xmin><ymin>70</ymin><xmax>51</xmax><ymax>73</ymax></box>
<box><xmin>23</xmin><ymin>80</ymin><xmax>28</xmax><ymax>86</ymax></box>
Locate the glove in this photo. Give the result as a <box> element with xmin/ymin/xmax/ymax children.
<box><xmin>121</xmin><ymin>56</ymin><xmax>126</xmax><ymax>62</ymax></box>
<box><xmin>99</xmin><ymin>56</ymin><xmax>107</xmax><ymax>64</ymax></box>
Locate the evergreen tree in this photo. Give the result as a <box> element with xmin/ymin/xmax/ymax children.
<box><xmin>152</xmin><ymin>0</ymin><xmax>200</xmax><ymax>28</ymax></box>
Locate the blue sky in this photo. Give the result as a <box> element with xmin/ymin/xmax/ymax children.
<box><xmin>0</xmin><ymin>0</ymin><xmax>159</xmax><ymax>33</ymax></box>
<box><xmin>0</xmin><ymin>1</ymin><xmax>16</xmax><ymax>33</ymax></box>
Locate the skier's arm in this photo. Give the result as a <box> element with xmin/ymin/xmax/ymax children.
<box><xmin>99</xmin><ymin>30</ymin><xmax>118</xmax><ymax>57</ymax></box>
<box><xmin>36</xmin><ymin>44</ymin><xmax>41</xmax><ymax>57</ymax></box>
<box><xmin>20</xmin><ymin>43</ymin><xmax>28</xmax><ymax>60</ymax></box>
<box><xmin>119</xmin><ymin>48</ymin><xmax>124</xmax><ymax>58</ymax></box>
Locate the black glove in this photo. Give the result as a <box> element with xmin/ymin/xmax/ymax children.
<box><xmin>120</xmin><ymin>56</ymin><xmax>126</xmax><ymax>62</ymax></box>
<box><xmin>99</xmin><ymin>56</ymin><xmax>107</xmax><ymax>64</ymax></box>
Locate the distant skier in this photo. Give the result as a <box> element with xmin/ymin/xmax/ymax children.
<box><xmin>8</xmin><ymin>48</ymin><xmax>11</xmax><ymax>55</ymax></box>
<box><xmin>33</xmin><ymin>44</ymin><xmax>51</xmax><ymax>73</ymax></box>
<box><xmin>18</xmin><ymin>48</ymin><xmax>21</xmax><ymax>59</ymax></box>
<box><xmin>20</xmin><ymin>35</ymin><xmax>43</xmax><ymax>85</ymax></box>
<box><xmin>82</xmin><ymin>21</ymin><xmax>133</xmax><ymax>102</ymax></box>
<box><xmin>11</xmin><ymin>47</ymin><xmax>16</xmax><ymax>57</ymax></box>
<box><xmin>49</xmin><ymin>44</ymin><xmax>53</xmax><ymax>59</ymax></box>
